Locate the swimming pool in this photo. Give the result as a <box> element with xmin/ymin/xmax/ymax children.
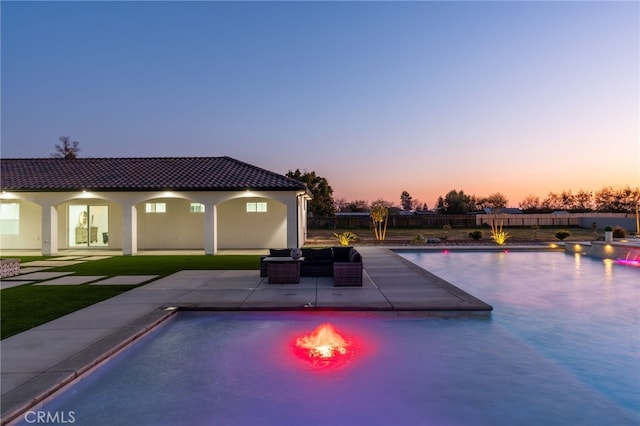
<box><xmin>399</xmin><ymin>250</ymin><xmax>640</xmax><ymax>417</ymax></box>
<box><xmin>14</xmin><ymin>252</ymin><xmax>639</xmax><ymax>426</ymax></box>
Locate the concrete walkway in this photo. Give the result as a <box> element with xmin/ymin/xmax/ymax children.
<box><xmin>1</xmin><ymin>247</ymin><xmax>491</xmax><ymax>424</ymax></box>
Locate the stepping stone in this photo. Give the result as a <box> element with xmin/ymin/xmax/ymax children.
<box><xmin>90</xmin><ymin>275</ymin><xmax>159</xmax><ymax>285</ymax></box>
<box><xmin>20</xmin><ymin>260</ymin><xmax>86</xmax><ymax>267</ymax></box>
<box><xmin>78</xmin><ymin>256</ymin><xmax>112</xmax><ymax>261</ymax></box>
<box><xmin>18</xmin><ymin>267</ymin><xmax>52</xmax><ymax>274</ymax></box>
<box><xmin>1</xmin><ymin>281</ymin><xmax>35</xmax><ymax>290</ymax></box>
<box><xmin>3</xmin><ymin>272</ymin><xmax>75</xmax><ymax>281</ymax></box>
<box><xmin>35</xmin><ymin>276</ymin><xmax>106</xmax><ymax>286</ymax></box>
<box><xmin>49</xmin><ymin>256</ymin><xmax>83</xmax><ymax>261</ymax></box>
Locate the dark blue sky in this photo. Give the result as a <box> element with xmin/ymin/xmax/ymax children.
<box><xmin>2</xmin><ymin>1</ymin><xmax>638</xmax><ymax>206</ymax></box>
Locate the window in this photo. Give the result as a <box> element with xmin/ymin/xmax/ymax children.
<box><xmin>190</xmin><ymin>203</ymin><xmax>205</xmax><ymax>213</ymax></box>
<box><xmin>246</xmin><ymin>202</ymin><xmax>267</xmax><ymax>213</ymax></box>
<box><xmin>145</xmin><ymin>202</ymin><xmax>166</xmax><ymax>213</ymax></box>
<box><xmin>0</xmin><ymin>203</ymin><xmax>19</xmax><ymax>235</ymax></box>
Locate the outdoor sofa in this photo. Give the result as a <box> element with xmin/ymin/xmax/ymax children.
<box><xmin>260</xmin><ymin>247</ymin><xmax>363</xmax><ymax>286</ymax></box>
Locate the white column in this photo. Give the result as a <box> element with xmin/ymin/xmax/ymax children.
<box><xmin>204</xmin><ymin>204</ymin><xmax>217</xmax><ymax>255</ymax></box>
<box><xmin>285</xmin><ymin>196</ymin><xmax>298</xmax><ymax>248</ymax></box>
<box><xmin>122</xmin><ymin>204</ymin><xmax>138</xmax><ymax>256</ymax></box>
<box><xmin>41</xmin><ymin>205</ymin><xmax>58</xmax><ymax>255</ymax></box>
<box><xmin>295</xmin><ymin>195</ymin><xmax>308</xmax><ymax>247</ymax></box>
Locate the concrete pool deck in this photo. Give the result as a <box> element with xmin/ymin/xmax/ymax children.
<box><xmin>1</xmin><ymin>247</ymin><xmax>492</xmax><ymax>424</ymax></box>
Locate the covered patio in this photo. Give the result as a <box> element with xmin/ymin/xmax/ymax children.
<box><xmin>0</xmin><ymin>157</ymin><xmax>311</xmax><ymax>255</ymax></box>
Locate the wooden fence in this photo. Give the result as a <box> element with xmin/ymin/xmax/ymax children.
<box><xmin>308</xmin><ymin>212</ymin><xmax>633</xmax><ymax>229</ymax></box>
<box><xmin>309</xmin><ymin>215</ymin><xmax>476</xmax><ymax>229</ymax></box>
<box><xmin>475</xmin><ymin>213</ymin><xmax>633</xmax><ymax>227</ymax></box>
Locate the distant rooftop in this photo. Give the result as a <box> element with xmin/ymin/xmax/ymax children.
<box><xmin>482</xmin><ymin>208</ymin><xmax>522</xmax><ymax>215</ymax></box>
<box><xmin>0</xmin><ymin>156</ymin><xmax>307</xmax><ymax>192</ymax></box>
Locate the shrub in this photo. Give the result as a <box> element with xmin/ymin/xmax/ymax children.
<box><xmin>531</xmin><ymin>225</ymin><xmax>540</xmax><ymax>241</ymax></box>
<box><xmin>468</xmin><ymin>230</ymin><xmax>483</xmax><ymax>241</ymax></box>
<box><xmin>333</xmin><ymin>231</ymin><xmax>357</xmax><ymax>246</ymax></box>
<box><xmin>411</xmin><ymin>234</ymin><xmax>425</xmax><ymax>245</ymax></box>
<box><xmin>555</xmin><ymin>230</ymin><xmax>571</xmax><ymax>241</ymax></box>
<box><xmin>441</xmin><ymin>224</ymin><xmax>451</xmax><ymax>241</ymax></box>
<box><xmin>613</xmin><ymin>226</ymin><xmax>627</xmax><ymax>238</ymax></box>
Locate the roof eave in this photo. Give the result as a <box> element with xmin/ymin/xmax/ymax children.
<box><xmin>0</xmin><ymin>186</ymin><xmax>308</xmax><ymax>192</ymax></box>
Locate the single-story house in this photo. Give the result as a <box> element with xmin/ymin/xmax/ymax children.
<box><xmin>0</xmin><ymin>156</ymin><xmax>311</xmax><ymax>255</ymax></box>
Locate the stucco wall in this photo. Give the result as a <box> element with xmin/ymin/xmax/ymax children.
<box><xmin>577</xmin><ymin>217</ymin><xmax>636</xmax><ymax>232</ymax></box>
<box><xmin>137</xmin><ymin>198</ymin><xmax>205</xmax><ymax>249</ymax></box>
<box><xmin>217</xmin><ymin>197</ymin><xmax>286</xmax><ymax>249</ymax></box>
<box><xmin>0</xmin><ymin>200</ymin><xmax>41</xmax><ymax>249</ymax></box>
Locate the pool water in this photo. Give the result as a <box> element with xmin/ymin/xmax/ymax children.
<box><xmin>16</xmin><ymin>252</ymin><xmax>639</xmax><ymax>426</ymax></box>
<box><xmin>400</xmin><ymin>251</ymin><xmax>639</xmax><ymax>417</ymax></box>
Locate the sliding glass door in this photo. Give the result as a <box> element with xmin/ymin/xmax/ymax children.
<box><xmin>68</xmin><ymin>205</ymin><xmax>109</xmax><ymax>247</ymax></box>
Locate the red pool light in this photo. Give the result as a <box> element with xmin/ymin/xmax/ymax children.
<box><xmin>616</xmin><ymin>259</ymin><xmax>640</xmax><ymax>267</ymax></box>
<box><xmin>294</xmin><ymin>323</ymin><xmax>354</xmax><ymax>368</ymax></box>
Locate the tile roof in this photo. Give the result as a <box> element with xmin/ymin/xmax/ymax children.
<box><xmin>0</xmin><ymin>157</ymin><xmax>308</xmax><ymax>192</ymax></box>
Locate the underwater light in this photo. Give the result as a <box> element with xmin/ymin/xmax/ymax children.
<box><xmin>294</xmin><ymin>323</ymin><xmax>354</xmax><ymax>368</ymax></box>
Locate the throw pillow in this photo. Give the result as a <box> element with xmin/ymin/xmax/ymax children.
<box><xmin>270</xmin><ymin>248</ymin><xmax>291</xmax><ymax>257</ymax></box>
<box><xmin>333</xmin><ymin>246</ymin><xmax>352</xmax><ymax>262</ymax></box>
<box><xmin>312</xmin><ymin>248</ymin><xmax>333</xmax><ymax>261</ymax></box>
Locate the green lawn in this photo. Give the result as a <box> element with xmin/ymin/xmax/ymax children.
<box><xmin>1</xmin><ymin>285</ymin><xmax>135</xmax><ymax>339</ymax></box>
<box><xmin>1</xmin><ymin>255</ymin><xmax>261</xmax><ymax>339</ymax></box>
<box><xmin>51</xmin><ymin>255</ymin><xmax>262</xmax><ymax>276</ymax></box>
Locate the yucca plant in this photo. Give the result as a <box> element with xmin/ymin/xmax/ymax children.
<box><xmin>490</xmin><ymin>214</ymin><xmax>510</xmax><ymax>245</ymax></box>
<box><xmin>370</xmin><ymin>205</ymin><xmax>389</xmax><ymax>241</ymax></box>
<box><xmin>333</xmin><ymin>231</ymin><xmax>357</xmax><ymax>246</ymax></box>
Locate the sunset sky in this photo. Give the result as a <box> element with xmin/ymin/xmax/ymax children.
<box><xmin>2</xmin><ymin>1</ymin><xmax>638</xmax><ymax>208</ymax></box>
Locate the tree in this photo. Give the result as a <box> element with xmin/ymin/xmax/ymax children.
<box><xmin>436</xmin><ymin>189</ymin><xmax>475</xmax><ymax>214</ymax></box>
<box><xmin>541</xmin><ymin>192</ymin><xmax>563</xmax><ymax>210</ymax></box>
<box><xmin>370</xmin><ymin>200</ymin><xmax>390</xmax><ymax>241</ymax></box>
<box><xmin>400</xmin><ymin>191</ymin><xmax>413</xmax><ymax>211</ymax></box>
<box><xmin>595</xmin><ymin>186</ymin><xmax>639</xmax><ymax>213</ymax></box>
<box><xmin>53</xmin><ymin>136</ymin><xmax>80</xmax><ymax>159</ymax></box>
<box><xmin>286</xmin><ymin>169</ymin><xmax>336</xmax><ymax>217</ymax></box>
<box><xmin>573</xmin><ymin>189</ymin><xmax>594</xmax><ymax>211</ymax></box>
<box><xmin>484</xmin><ymin>193</ymin><xmax>508</xmax><ymax>209</ymax></box>
<box><xmin>540</xmin><ymin>190</ymin><xmax>593</xmax><ymax>211</ymax></box>
<box><xmin>341</xmin><ymin>200</ymin><xmax>369</xmax><ymax>213</ymax></box>
<box><xmin>519</xmin><ymin>194</ymin><xmax>541</xmax><ymax>212</ymax></box>
<box><xmin>334</xmin><ymin>198</ymin><xmax>348</xmax><ymax>212</ymax></box>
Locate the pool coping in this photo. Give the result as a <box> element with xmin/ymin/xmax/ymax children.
<box><xmin>0</xmin><ymin>310</ymin><xmax>175</xmax><ymax>425</ymax></box>
<box><xmin>0</xmin><ymin>246</ymin><xmax>508</xmax><ymax>424</ymax></box>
